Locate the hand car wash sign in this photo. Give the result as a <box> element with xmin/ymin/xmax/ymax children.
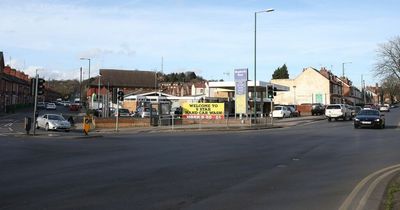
<box><xmin>182</xmin><ymin>103</ymin><xmax>225</xmax><ymax>120</ymax></box>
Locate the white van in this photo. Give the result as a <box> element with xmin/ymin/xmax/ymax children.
<box><xmin>325</xmin><ymin>104</ymin><xmax>352</xmax><ymax>121</ymax></box>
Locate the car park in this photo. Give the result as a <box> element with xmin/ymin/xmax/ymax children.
<box><xmin>272</xmin><ymin>106</ymin><xmax>291</xmax><ymax>118</ymax></box>
<box><xmin>353</xmin><ymin>109</ymin><xmax>385</xmax><ymax>129</ymax></box>
<box><xmin>325</xmin><ymin>104</ymin><xmax>352</xmax><ymax>121</ymax></box>
<box><xmin>45</xmin><ymin>102</ymin><xmax>57</xmax><ymax>110</ymax></box>
<box><xmin>36</xmin><ymin>114</ymin><xmax>71</xmax><ymax>131</ymax></box>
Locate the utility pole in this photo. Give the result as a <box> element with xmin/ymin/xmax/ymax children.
<box><xmin>116</xmin><ymin>88</ymin><xmax>119</xmax><ymax>132</ymax></box>
<box><xmin>80</xmin><ymin>67</ymin><xmax>82</xmax><ymax>107</ymax></box>
<box><xmin>32</xmin><ymin>70</ymin><xmax>39</xmax><ymax>135</ymax></box>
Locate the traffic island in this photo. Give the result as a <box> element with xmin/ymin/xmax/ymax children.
<box><xmin>380</xmin><ymin>174</ymin><xmax>400</xmax><ymax>210</ymax></box>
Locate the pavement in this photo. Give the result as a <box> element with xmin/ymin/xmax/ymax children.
<box><xmin>72</xmin><ymin>115</ymin><xmax>327</xmax><ymax>135</ymax></box>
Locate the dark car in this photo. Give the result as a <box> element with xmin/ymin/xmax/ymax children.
<box><xmin>353</xmin><ymin>109</ymin><xmax>385</xmax><ymax>129</ymax></box>
<box><xmin>286</xmin><ymin>105</ymin><xmax>301</xmax><ymax>117</ymax></box>
<box><xmin>311</xmin><ymin>103</ymin><xmax>325</xmax><ymax>115</ymax></box>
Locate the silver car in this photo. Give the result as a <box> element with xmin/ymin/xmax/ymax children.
<box><xmin>36</xmin><ymin>114</ymin><xmax>71</xmax><ymax>132</ymax></box>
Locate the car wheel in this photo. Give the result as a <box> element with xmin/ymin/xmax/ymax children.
<box><xmin>328</xmin><ymin>118</ymin><xmax>331</xmax><ymax>122</ymax></box>
<box><xmin>45</xmin><ymin>123</ymin><xmax>49</xmax><ymax>131</ymax></box>
<box><xmin>35</xmin><ymin>121</ymin><xmax>40</xmax><ymax>129</ymax></box>
<box><xmin>65</xmin><ymin>129</ymin><xmax>70</xmax><ymax>132</ymax></box>
<box><xmin>354</xmin><ymin>124</ymin><xmax>359</xmax><ymax>129</ymax></box>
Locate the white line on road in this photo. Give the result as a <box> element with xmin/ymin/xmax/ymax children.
<box><xmin>356</xmin><ymin>167</ymin><xmax>400</xmax><ymax>210</ymax></box>
<box><xmin>8</xmin><ymin>127</ymin><xmax>13</xmax><ymax>132</ymax></box>
<box><xmin>339</xmin><ymin>164</ymin><xmax>400</xmax><ymax>210</ymax></box>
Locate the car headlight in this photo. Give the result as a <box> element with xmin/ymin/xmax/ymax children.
<box><xmin>375</xmin><ymin>119</ymin><xmax>380</xmax><ymax>122</ymax></box>
<box><xmin>354</xmin><ymin>118</ymin><xmax>360</xmax><ymax>121</ymax></box>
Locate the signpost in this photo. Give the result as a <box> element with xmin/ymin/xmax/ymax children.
<box><xmin>234</xmin><ymin>69</ymin><xmax>248</xmax><ymax>119</ymax></box>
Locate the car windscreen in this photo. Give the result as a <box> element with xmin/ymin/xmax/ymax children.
<box><xmin>119</xmin><ymin>109</ymin><xmax>129</xmax><ymax>113</ymax></box>
<box><xmin>274</xmin><ymin>107</ymin><xmax>282</xmax><ymax>110</ymax></box>
<box><xmin>48</xmin><ymin>115</ymin><xmax>65</xmax><ymax>120</ymax></box>
<box><xmin>326</xmin><ymin>105</ymin><xmax>341</xmax><ymax>109</ymax></box>
<box><xmin>358</xmin><ymin>110</ymin><xmax>379</xmax><ymax>116</ymax></box>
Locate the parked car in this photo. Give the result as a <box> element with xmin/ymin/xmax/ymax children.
<box><xmin>170</xmin><ymin>107</ymin><xmax>183</xmax><ymax>115</ymax></box>
<box><xmin>114</xmin><ymin>108</ymin><xmax>131</xmax><ymax>117</ymax></box>
<box><xmin>272</xmin><ymin>106</ymin><xmax>291</xmax><ymax>118</ymax></box>
<box><xmin>36</xmin><ymin>114</ymin><xmax>71</xmax><ymax>131</ymax></box>
<box><xmin>379</xmin><ymin>104</ymin><xmax>390</xmax><ymax>112</ymax></box>
<box><xmin>45</xmin><ymin>102</ymin><xmax>57</xmax><ymax>110</ymax></box>
<box><xmin>353</xmin><ymin>109</ymin><xmax>385</xmax><ymax>129</ymax></box>
<box><xmin>325</xmin><ymin>104</ymin><xmax>352</xmax><ymax>121</ymax></box>
<box><xmin>69</xmin><ymin>103</ymin><xmax>80</xmax><ymax>111</ymax></box>
<box><xmin>133</xmin><ymin>107</ymin><xmax>157</xmax><ymax>118</ymax></box>
<box><xmin>311</xmin><ymin>103</ymin><xmax>325</xmax><ymax>116</ymax></box>
<box><xmin>37</xmin><ymin>102</ymin><xmax>46</xmax><ymax>109</ymax></box>
<box><xmin>286</xmin><ymin>106</ymin><xmax>300</xmax><ymax>117</ymax></box>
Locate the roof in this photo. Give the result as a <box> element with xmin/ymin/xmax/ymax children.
<box><xmin>90</xmin><ymin>69</ymin><xmax>156</xmax><ymax>88</ymax></box>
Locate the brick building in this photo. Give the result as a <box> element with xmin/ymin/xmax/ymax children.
<box><xmin>0</xmin><ymin>52</ymin><xmax>33</xmax><ymax>113</ymax></box>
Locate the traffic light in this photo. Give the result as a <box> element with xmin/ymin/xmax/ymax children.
<box><xmin>117</xmin><ymin>90</ymin><xmax>124</xmax><ymax>101</ymax></box>
<box><xmin>37</xmin><ymin>78</ymin><xmax>45</xmax><ymax>95</ymax></box>
<box><xmin>31</xmin><ymin>78</ymin><xmax>35</xmax><ymax>96</ymax></box>
<box><xmin>273</xmin><ymin>86</ymin><xmax>277</xmax><ymax>97</ymax></box>
<box><xmin>267</xmin><ymin>85</ymin><xmax>274</xmax><ymax>99</ymax></box>
<box><xmin>112</xmin><ymin>88</ymin><xmax>117</xmax><ymax>103</ymax></box>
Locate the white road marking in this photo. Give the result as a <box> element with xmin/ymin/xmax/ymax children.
<box><xmin>8</xmin><ymin>127</ymin><xmax>13</xmax><ymax>132</ymax></box>
<box><xmin>356</xmin><ymin>167</ymin><xmax>400</xmax><ymax>210</ymax></box>
<box><xmin>339</xmin><ymin>164</ymin><xmax>400</xmax><ymax>210</ymax></box>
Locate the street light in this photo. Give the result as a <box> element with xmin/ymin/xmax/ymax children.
<box><xmin>80</xmin><ymin>57</ymin><xmax>91</xmax><ymax>80</ymax></box>
<box><xmin>98</xmin><ymin>74</ymin><xmax>101</xmax><ymax>115</ymax></box>
<box><xmin>254</xmin><ymin>8</ymin><xmax>274</xmax><ymax>122</ymax></box>
<box><xmin>342</xmin><ymin>62</ymin><xmax>352</xmax><ymax>78</ymax></box>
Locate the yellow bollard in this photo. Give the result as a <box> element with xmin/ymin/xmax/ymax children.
<box><xmin>83</xmin><ymin>115</ymin><xmax>92</xmax><ymax>135</ymax></box>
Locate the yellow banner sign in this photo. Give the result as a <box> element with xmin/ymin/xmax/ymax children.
<box><xmin>182</xmin><ymin>103</ymin><xmax>225</xmax><ymax>119</ymax></box>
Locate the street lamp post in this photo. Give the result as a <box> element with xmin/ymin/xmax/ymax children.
<box><xmin>342</xmin><ymin>62</ymin><xmax>352</xmax><ymax>78</ymax></box>
<box><xmin>80</xmin><ymin>58</ymin><xmax>91</xmax><ymax>80</ymax></box>
<box><xmin>341</xmin><ymin>62</ymin><xmax>351</xmax><ymax>103</ymax></box>
<box><xmin>98</xmin><ymin>74</ymin><xmax>101</xmax><ymax>116</ymax></box>
<box><xmin>254</xmin><ymin>8</ymin><xmax>274</xmax><ymax>123</ymax></box>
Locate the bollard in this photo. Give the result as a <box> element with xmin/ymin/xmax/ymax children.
<box><xmin>24</xmin><ymin>117</ymin><xmax>32</xmax><ymax>135</ymax></box>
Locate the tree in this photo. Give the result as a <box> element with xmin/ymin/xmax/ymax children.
<box><xmin>381</xmin><ymin>75</ymin><xmax>400</xmax><ymax>104</ymax></box>
<box><xmin>272</xmin><ymin>64</ymin><xmax>289</xmax><ymax>79</ymax></box>
<box><xmin>374</xmin><ymin>36</ymin><xmax>400</xmax><ymax>80</ymax></box>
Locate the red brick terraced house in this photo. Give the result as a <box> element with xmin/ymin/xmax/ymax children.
<box><xmin>0</xmin><ymin>52</ymin><xmax>33</xmax><ymax>113</ymax></box>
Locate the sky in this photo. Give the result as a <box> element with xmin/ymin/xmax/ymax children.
<box><xmin>1</xmin><ymin>0</ymin><xmax>400</xmax><ymax>88</ymax></box>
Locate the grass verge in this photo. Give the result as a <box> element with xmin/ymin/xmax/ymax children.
<box><xmin>384</xmin><ymin>181</ymin><xmax>400</xmax><ymax>210</ymax></box>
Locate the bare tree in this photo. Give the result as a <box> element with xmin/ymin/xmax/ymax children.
<box><xmin>374</xmin><ymin>36</ymin><xmax>400</xmax><ymax>80</ymax></box>
<box><xmin>381</xmin><ymin>75</ymin><xmax>400</xmax><ymax>104</ymax></box>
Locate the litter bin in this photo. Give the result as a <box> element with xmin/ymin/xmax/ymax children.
<box><xmin>150</xmin><ymin>115</ymin><xmax>159</xmax><ymax>126</ymax></box>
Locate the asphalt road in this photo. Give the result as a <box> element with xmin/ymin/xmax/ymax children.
<box><xmin>0</xmin><ymin>108</ymin><xmax>399</xmax><ymax>210</ymax></box>
<box><xmin>0</xmin><ymin>105</ymin><xmax>82</xmax><ymax>136</ymax></box>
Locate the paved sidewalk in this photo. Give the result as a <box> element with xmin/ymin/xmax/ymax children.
<box><xmin>74</xmin><ymin>115</ymin><xmax>326</xmax><ymax>135</ymax></box>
